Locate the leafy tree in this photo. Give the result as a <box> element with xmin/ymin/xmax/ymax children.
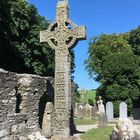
<box><xmin>128</xmin><ymin>26</ymin><xmax>140</xmax><ymax>106</ymax></box>
<box><xmin>0</xmin><ymin>0</ymin><xmax>55</xmax><ymax>76</ymax></box>
<box><xmin>85</xmin><ymin>34</ymin><xmax>132</xmax><ymax>81</ymax></box>
<box><xmin>129</xmin><ymin>26</ymin><xmax>140</xmax><ymax>55</ymax></box>
<box><xmin>85</xmin><ymin>33</ymin><xmax>140</xmax><ymax>116</ymax></box>
<box><xmin>0</xmin><ymin>0</ymin><xmax>76</xmax><ymax>77</ymax></box>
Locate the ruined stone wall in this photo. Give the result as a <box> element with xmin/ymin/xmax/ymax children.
<box><xmin>110</xmin><ymin>119</ymin><xmax>140</xmax><ymax>140</ymax></box>
<box><xmin>0</xmin><ymin>68</ymin><xmax>54</xmax><ymax>140</ymax></box>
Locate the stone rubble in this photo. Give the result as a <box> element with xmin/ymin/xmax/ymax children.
<box><xmin>0</xmin><ymin>68</ymin><xmax>54</xmax><ymax>140</ymax></box>
<box><xmin>110</xmin><ymin>119</ymin><xmax>140</xmax><ymax>140</ymax></box>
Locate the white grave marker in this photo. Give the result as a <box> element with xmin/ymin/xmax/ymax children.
<box><xmin>119</xmin><ymin>102</ymin><xmax>127</xmax><ymax>119</ymax></box>
<box><xmin>106</xmin><ymin>102</ymin><xmax>114</xmax><ymax>121</ymax></box>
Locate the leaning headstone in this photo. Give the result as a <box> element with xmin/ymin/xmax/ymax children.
<box><xmin>40</xmin><ymin>0</ymin><xmax>86</xmax><ymax>139</ymax></box>
<box><xmin>42</xmin><ymin>102</ymin><xmax>54</xmax><ymax>138</ymax></box>
<box><xmin>119</xmin><ymin>102</ymin><xmax>127</xmax><ymax>120</ymax></box>
<box><xmin>98</xmin><ymin>112</ymin><xmax>108</xmax><ymax>128</ymax></box>
<box><xmin>106</xmin><ymin>102</ymin><xmax>114</xmax><ymax>121</ymax></box>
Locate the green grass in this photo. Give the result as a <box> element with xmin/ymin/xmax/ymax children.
<box><xmin>80</xmin><ymin>90</ymin><xmax>96</xmax><ymax>104</ymax></box>
<box><xmin>74</xmin><ymin>118</ymin><xmax>97</xmax><ymax>125</ymax></box>
<box><xmin>81</xmin><ymin>126</ymin><xmax>112</xmax><ymax>140</ymax></box>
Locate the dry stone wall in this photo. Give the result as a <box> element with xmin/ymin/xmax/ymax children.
<box><xmin>0</xmin><ymin>68</ymin><xmax>54</xmax><ymax>140</ymax></box>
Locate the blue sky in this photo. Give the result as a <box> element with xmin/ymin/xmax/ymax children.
<box><xmin>28</xmin><ymin>0</ymin><xmax>140</xmax><ymax>90</ymax></box>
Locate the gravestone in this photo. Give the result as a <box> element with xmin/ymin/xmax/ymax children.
<box><xmin>133</xmin><ymin>108</ymin><xmax>140</xmax><ymax>124</ymax></box>
<box><xmin>97</xmin><ymin>96</ymin><xmax>105</xmax><ymax>113</ymax></box>
<box><xmin>85</xmin><ymin>103</ymin><xmax>92</xmax><ymax>119</ymax></box>
<box><xmin>42</xmin><ymin>102</ymin><xmax>54</xmax><ymax>138</ymax></box>
<box><xmin>98</xmin><ymin>112</ymin><xmax>108</xmax><ymax>128</ymax></box>
<box><xmin>40</xmin><ymin>0</ymin><xmax>86</xmax><ymax>139</ymax></box>
<box><xmin>106</xmin><ymin>102</ymin><xmax>114</xmax><ymax>121</ymax></box>
<box><xmin>133</xmin><ymin>108</ymin><xmax>140</xmax><ymax>120</ymax></box>
<box><xmin>119</xmin><ymin>102</ymin><xmax>127</xmax><ymax>119</ymax></box>
<box><xmin>92</xmin><ymin>103</ymin><xmax>97</xmax><ymax>117</ymax></box>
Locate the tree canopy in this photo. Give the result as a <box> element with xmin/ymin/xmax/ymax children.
<box><xmin>85</xmin><ymin>29</ymin><xmax>140</xmax><ymax>116</ymax></box>
<box><xmin>0</xmin><ymin>0</ymin><xmax>75</xmax><ymax>77</ymax></box>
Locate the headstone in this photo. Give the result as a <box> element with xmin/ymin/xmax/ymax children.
<box><xmin>42</xmin><ymin>102</ymin><xmax>54</xmax><ymax>138</ymax></box>
<box><xmin>85</xmin><ymin>103</ymin><xmax>92</xmax><ymax>119</ymax></box>
<box><xmin>92</xmin><ymin>104</ymin><xmax>97</xmax><ymax>117</ymax></box>
<box><xmin>40</xmin><ymin>0</ymin><xmax>86</xmax><ymax>138</ymax></box>
<box><xmin>133</xmin><ymin>108</ymin><xmax>140</xmax><ymax>124</ymax></box>
<box><xmin>97</xmin><ymin>96</ymin><xmax>105</xmax><ymax>113</ymax></box>
<box><xmin>98</xmin><ymin>112</ymin><xmax>108</xmax><ymax>127</ymax></box>
<box><xmin>119</xmin><ymin>102</ymin><xmax>127</xmax><ymax>119</ymax></box>
<box><xmin>133</xmin><ymin>108</ymin><xmax>140</xmax><ymax>120</ymax></box>
<box><xmin>106</xmin><ymin>102</ymin><xmax>114</xmax><ymax>121</ymax></box>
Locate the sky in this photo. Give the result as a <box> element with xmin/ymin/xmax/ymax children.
<box><xmin>28</xmin><ymin>0</ymin><xmax>140</xmax><ymax>90</ymax></box>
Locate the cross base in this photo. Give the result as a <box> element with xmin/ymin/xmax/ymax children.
<box><xmin>51</xmin><ymin>136</ymin><xmax>79</xmax><ymax>140</ymax></box>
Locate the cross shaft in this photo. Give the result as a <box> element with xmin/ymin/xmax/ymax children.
<box><xmin>40</xmin><ymin>0</ymin><xmax>86</xmax><ymax>138</ymax></box>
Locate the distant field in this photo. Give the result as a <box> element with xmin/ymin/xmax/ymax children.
<box><xmin>80</xmin><ymin>90</ymin><xmax>96</xmax><ymax>104</ymax></box>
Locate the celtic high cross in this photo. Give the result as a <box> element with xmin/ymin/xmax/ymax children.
<box><xmin>40</xmin><ymin>0</ymin><xmax>86</xmax><ymax>138</ymax></box>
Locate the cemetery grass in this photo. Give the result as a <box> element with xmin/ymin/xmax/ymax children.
<box><xmin>81</xmin><ymin>90</ymin><xmax>96</xmax><ymax>103</ymax></box>
<box><xmin>75</xmin><ymin>118</ymin><xmax>97</xmax><ymax>125</ymax></box>
<box><xmin>80</xmin><ymin>126</ymin><xmax>112</xmax><ymax>140</ymax></box>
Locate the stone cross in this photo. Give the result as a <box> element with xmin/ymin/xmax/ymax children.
<box><xmin>40</xmin><ymin>0</ymin><xmax>86</xmax><ymax>138</ymax></box>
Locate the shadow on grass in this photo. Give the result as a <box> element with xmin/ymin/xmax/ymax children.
<box><xmin>71</xmin><ymin>129</ymin><xmax>85</xmax><ymax>136</ymax></box>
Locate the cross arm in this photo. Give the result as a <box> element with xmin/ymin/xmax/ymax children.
<box><xmin>40</xmin><ymin>29</ymin><xmax>57</xmax><ymax>49</ymax></box>
<box><xmin>40</xmin><ymin>30</ymin><xmax>51</xmax><ymax>43</ymax></box>
<box><xmin>67</xmin><ymin>25</ymin><xmax>86</xmax><ymax>49</ymax></box>
<box><xmin>72</xmin><ymin>26</ymin><xmax>86</xmax><ymax>40</ymax></box>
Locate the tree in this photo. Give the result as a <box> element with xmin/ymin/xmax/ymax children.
<box><xmin>129</xmin><ymin>26</ymin><xmax>140</xmax><ymax>55</ymax></box>
<box><xmin>0</xmin><ymin>0</ymin><xmax>76</xmax><ymax>77</ymax></box>
<box><xmin>85</xmin><ymin>34</ymin><xmax>132</xmax><ymax>81</ymax></box>
<box><xmin>0</xmin><ymin>0</ymin><xmax>56</xmax><ymax>76</ymax></box>
<box><xmin>85</xmin><ymin>33</ymin><xmax>140</xmax><ymax>116</ymax></box>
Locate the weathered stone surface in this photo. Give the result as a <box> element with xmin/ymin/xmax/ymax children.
<box><xmin>42</xmin><ymin>102</ymin><xmax>54</xmax><ymax>138</ymax></box>
<box><xmin>28</xmin><ymin>131</ymin><xmax>48</xmax><ymax>140</ymax></box>
<box><xmin>0</xmin><ymin>68</ymin><xmax>53</xmax><ymax>139</ymax></box>
<box><xmin>98</xmin><ymin>112</ymin><xmax>108</xmax><ymax>128</ymax></box>
<box><xmin>51</xmin><ymin>136</ymin><xmax>79</xmax><ymax>140</ymax></box>
<box><xmin>40</xmin><ymin>0</ymin><xmax>86</xmax><ymax>138</ymax></box>
<box><xmin>0</xmin><ymin>129</ymin><xmax>9</xmax><ymax>138</ymax></box>
<box><xmin>110</xmin><ymin>119</ymin><xmax>140</xmax><ymax>140</ymax></box>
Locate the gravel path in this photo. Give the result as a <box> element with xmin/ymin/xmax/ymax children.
<box><xmin>74</xmin><ymin>124</ymin><xmax>98</xmax><ymax>137</ymax></box>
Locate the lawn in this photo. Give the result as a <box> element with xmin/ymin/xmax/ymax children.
<box><xmin>74</xmin><ymin>118</ymin><xmax>97</xmax><ymax>125</ymax></box>
<box><xmin>80</xmin><ymin>126</ymin><xmax>113</xmax><ymax>140</ymax></box>
<box><xmin>80</xmin><ymin>90</ymin><xmax>96</xmax><ymax>104</ymax></box>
